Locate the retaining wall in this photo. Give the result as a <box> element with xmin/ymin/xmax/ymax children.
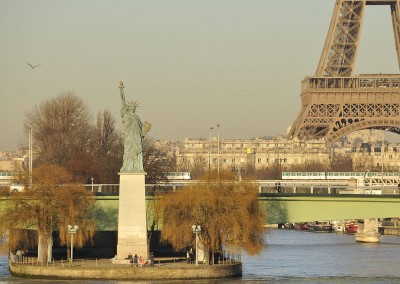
<box><xmin>9</xmin><ymin>262</ymin><xmax>242</xmax><ymax>280</ymax></box>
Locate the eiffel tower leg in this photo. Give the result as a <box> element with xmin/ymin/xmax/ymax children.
<box><xmin>316</xmin><ymin>0</ymin><xmax>366</xmax><ymax>77</ymax></box>
<box><xmin>391</xmin><ymin>1</ymin><xmax>400</xmax><ymax>69</ymax></box>
<box><xmin>289</xmin><ymin>1</ymin><xmax>400</xmax><ymax>144</ymax></box>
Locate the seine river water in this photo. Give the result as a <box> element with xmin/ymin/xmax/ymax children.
<box><xmin>2</xmin><ymin>229</ymin><xmax>400</xmax><ymax>283</ymax></box>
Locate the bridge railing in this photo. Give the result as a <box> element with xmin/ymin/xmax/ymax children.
<box><xmin>84</xmin><ymin>182</ymin><xmax>400</xmax><ymax>196</ymax></box>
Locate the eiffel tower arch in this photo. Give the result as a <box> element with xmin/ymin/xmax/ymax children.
<box><xmin>288</xmin><ymin>0</ymin><xmax>400</xmax><ymax>144</ymax></box>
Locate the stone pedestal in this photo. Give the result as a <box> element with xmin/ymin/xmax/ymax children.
<box><xmin>355</xmin><ymin>218</ymin><xmax>380</xmax><ymax>243</ymax></box>
<box><xmin>116</xmin><ymin>172</ymin><xmax>148</xmax><ymax>261</ymax></box>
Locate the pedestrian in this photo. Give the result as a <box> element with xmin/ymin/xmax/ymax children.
<box><xmin>16</xmin><ymin>249</ymin><xmax>22</xmax><ymax>262</ymax></box>
<box><xmin>133</xmin><ymin>254</ymin><xmax>138</xmax><ymax>267</ymax></box>
<box><xmin>189</xmin><ymin>248</ymin><xmax>194</xmax><ymax>264</ymax></box>
<box><xmin>186</xmin><ymin>250</ymin><xmax>190</xmax><ymax>264</ymax></box>
<box><xmin>150</xmin><ymin>252</ymin><xmax>154</xmax><ymax>267</ymax></box>
<box><xmin>138</xmin><ymin>256</ymin><xmax>143</xmax><ymax>267</ymax></box>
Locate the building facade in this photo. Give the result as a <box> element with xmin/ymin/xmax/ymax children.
<box><xmin>176</xmin><ymin>130</ymin><xmax>400</xmax><ymax>175</ymax></box>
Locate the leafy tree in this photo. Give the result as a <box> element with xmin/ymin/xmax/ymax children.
<box><xmin>156</xmin><ymin>170</ymin><xmax>267</xmax><ymax>264</ymax></box>
<box><xmin>0</xmin><ymin>164</ymin><xmax>96</xmax><ymax>263</ymax></box>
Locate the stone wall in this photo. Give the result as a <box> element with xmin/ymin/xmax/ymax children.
<box><xmin>9</xmin><ymin>262</ymin><xmax>242</xmax><ymax>280</ymax></box>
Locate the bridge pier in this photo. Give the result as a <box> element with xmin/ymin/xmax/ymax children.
<box><xmin>355</xmin><ymin>218</ymin><xmax>380</xmax><ymax>243</ymax></box>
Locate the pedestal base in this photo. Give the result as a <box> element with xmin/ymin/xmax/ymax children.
<box><xmin>116</xmin><ymin>172</ymin><xmax>148</xmax><ymax>260</ymax></box>
<box><xmin>355</xmin><ymin>218</ymin><xmax>381</xmax><ymax>243</ymax></box>
<box><xmin>355</xmin><ymin>232</ymin><xmax>380</xmax><ymax>243</ymax></box>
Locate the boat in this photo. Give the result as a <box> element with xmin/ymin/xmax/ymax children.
<box><xmin>332</xmin><ymin>221</ymin><xmax>345</xmax><ymax>233</ymax></box>
<box><xmin>278</xmin><ymin>223</ymin><xmax>295</xmax><ymax>229</ymax></box>
<box><xmin>293</xmin><ymin>223</ymin><xmax>309</xmax><ymax>230</ymax></box>
<box><xmin>312</xmin><ymin>221</ymin><xmax>333</xmax><ymax>233</ymax></box>
<box><xmin>345</xmin><ymin>222</ymin><xmax>358</xmax><ymax>234</ymax></box>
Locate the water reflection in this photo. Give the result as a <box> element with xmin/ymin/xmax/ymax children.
<box><xmin>242</xmin><ymin>229</ymin><xmax>400</xmax><ymax>282</ymax></box>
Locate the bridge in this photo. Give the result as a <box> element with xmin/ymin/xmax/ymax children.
<box><xmin>90</xmin><ymin>189</ymin><xmax>400</xmax><ymax>230</ymax></box>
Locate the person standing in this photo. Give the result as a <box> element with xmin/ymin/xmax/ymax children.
<box><xmin>133</xmin><ymin>254</ymin><xmax>138</xmax><ymax>267</ymax></box>
<box><xmin>186</xmin><ymin>250</ymin><xmax>190</xmax><ymax>264</ymax></box>
<box><xmin>150</xmin><ymin>252</ymin><xmax>154</xmax><ymax>267</ymax></box>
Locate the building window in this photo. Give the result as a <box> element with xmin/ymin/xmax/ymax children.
<box><xmin>232</xmin><ymin>158</ymin><xmax>236</xmax><ymax>163</ymax></box>
<box><xmin>257</xmin><ymin>158</ymin><xmax>262</xmax><ymax>163</ymax></box>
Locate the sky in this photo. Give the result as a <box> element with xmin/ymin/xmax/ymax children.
<box><xmin>1</xmin><ymin>1</ymin><xmax>399</xmax><ymax>151</ymax></box>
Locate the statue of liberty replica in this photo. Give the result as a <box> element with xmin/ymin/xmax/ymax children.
<box><xmin>114</xmin><ymin>81</ymin><xmax>151</xmax><ymax>263</ymax></box>
<box><xmin>119</xmin><ymin>81</ymin><xmax>151</xmax><ymax>172</ymax></box>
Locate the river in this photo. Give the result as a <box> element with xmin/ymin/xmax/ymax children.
<box><xmin>2</xmin><ymin>229</ymin><xmax>400</xmax><ymax>283</ymax></box>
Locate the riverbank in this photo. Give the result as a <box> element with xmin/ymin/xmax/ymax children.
<box><xmin>383</xmin><ymin>226</ymin><xmax>400</xmax><ymax>236</ymax></box>
<box><xmin>9</xmin><ymin>258</ymin><xmax>242</xmax><ymax>280</ymax></box>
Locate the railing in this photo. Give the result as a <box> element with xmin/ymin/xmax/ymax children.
<box><xmin>301</xmin><ymin>75</ymin><xmax>400</xmax><ymax>94</ymax></box>
<box><xmin>85</xmin><ymin>180</ymin><xmax>400</xmax><ymax>196</ymax></box>
<box><xmin>218</xmin><ymin>251</ymin><xmax>241</xmax><ymax>265</ymax></box>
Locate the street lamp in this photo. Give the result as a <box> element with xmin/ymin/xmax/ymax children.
<box><xmin>208</xmin><ymin>126</ymin><xmax>213</xmax><ymax>176</ymax></box>
<box><xmin>192</xmin><ymin>225</ymin><xmax>201</xmax><ymax>266</ymax></box>
<box><xmin>381</xmin><ymin>129</ymin><xmax>388</xmax><ymax>189</ymax></box>
<box><xmin>217</xmin><ymin>124</ymin><xmax>220</xmax><ymax>179</ymax></box>
<box><xmin>28</xmin><ymin>125</ymin><xmax>33</xmax><ymax>188</ymax></box>
<box><xmin>68</xmin><ymin>225</ymin><xmax>78</xmax><ymax>263</ymax></box>
<box><xmin>381</xmin><ymin>130</ymin><xmax>385</xmax><ymax>177</ymax></box>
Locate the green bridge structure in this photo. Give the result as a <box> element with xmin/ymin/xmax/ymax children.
<box><xmin>92</xmin><ymin>193</ymin><xmax>400</xmax><ymax>230</ymax></box>
<box><xmin>2</xmin><ymin>192</ymin><xmax>400</xmax><ymax>231</ymax></box>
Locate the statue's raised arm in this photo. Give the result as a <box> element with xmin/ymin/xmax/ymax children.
<box><xmin>119</xmin><ymin>81</ymin><xmax>127</xmax><ymax>112</ymax></box>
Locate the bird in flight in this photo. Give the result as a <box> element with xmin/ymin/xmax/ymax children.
<box><xmin>27</xmin><ymin>62</ymin><xmax>41</xmax><ymax>69</ymax></box>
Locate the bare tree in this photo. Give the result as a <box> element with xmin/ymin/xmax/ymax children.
<box><xmin>89</xmin><ymin>110</ymin><xmax>123</xmax><ymax>184</ymax></box>
<box><xmin>143</xmin><ymin>137</ymin><xmax>176</xmax><ymax>184</ymax></box>
<box><xmin>24</xmin><ymin>92</ymin><xmax>92</xmax><ymax>167</ymax></box>
<box><xmin>330</xmin><ymin>155</ymin><xmax>353</xmax><ymax>172</ymax></box>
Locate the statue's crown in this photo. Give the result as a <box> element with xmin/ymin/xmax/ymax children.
<box><xmin>127</xmin><ymin>100</ymin><xmax>139</xmax><ymax>108</ymax></box>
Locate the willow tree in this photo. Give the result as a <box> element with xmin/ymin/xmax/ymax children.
<box><xmin>0</xmin><ymin>164</ymin><xmax>96</xmax><ymax>263</ymax></box>
<box><xmin>156</xmin><ymin>170</ymin><xmax>267</xmax><ymax>264</ymax></box>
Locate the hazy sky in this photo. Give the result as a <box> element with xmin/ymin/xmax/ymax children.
<box><xmin>1</xmin><ymin>1</ymin><xmax>399</xmax><ymax>151</ymax></box>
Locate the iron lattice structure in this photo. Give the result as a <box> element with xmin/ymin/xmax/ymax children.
<box><xmin>288</xmin><ymin>0</ymin><xmax>400</xmax><ymax>144</ymax></box>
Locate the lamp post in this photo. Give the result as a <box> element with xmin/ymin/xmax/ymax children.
<box><xmin>382</xmin><ymin>130</ymin><xmax>385</xmax><ymax>189</ymax></box>
<box><xmin>192</xmin><ymin>225</ymin><xmax>201</xmax><ymax>266</ymax></box>
<box><xmin>28</xmin><ymin>125</ymin><xmax>33</xmax><ymax>188</ymax></box>
<box><xmin>217</xmin><ymin>124</ymin><xmax>220</xmax><ymax>179</ymax></box>
<box><xmin>208</xmin><ymin>126</ymin><xmax>213</xmax><ymax>176</ymax></box>
<box><xmin>68</xmin><ymin>225</ymin><xmax>78</xmax><ymax>263</ymax></box>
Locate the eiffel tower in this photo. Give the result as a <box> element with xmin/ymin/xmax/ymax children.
<box><xmin>288</xmin><ymin>0</ymin><xmax>400</xmax><ymax>144</ymax></box>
